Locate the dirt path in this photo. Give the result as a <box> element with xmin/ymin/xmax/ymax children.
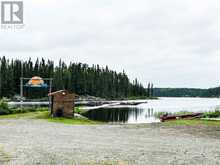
<box><xmin>0</xmin><ymin>119</ymin><xmax>220</xmax><ymax>165</ymax></box>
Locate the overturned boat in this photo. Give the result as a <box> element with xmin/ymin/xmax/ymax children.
<box><xmin>160</xmin><ymin>113</ymin><xmax>203</xmax><ymax>122</ymax></box>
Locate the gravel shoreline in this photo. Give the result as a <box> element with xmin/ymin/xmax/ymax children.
<box><xmin>0</xmin><ymin>119</ymin><xmax>220</xmax><ymax>165</ymax></box>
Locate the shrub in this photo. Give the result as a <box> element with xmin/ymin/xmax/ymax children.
<box><xmin>11</xmin><ymin>107</ymin><xmax>48</xmax><ymax>114</ymax></box>
<box><xmin>74</xmin><ymin>107</ymin><xmax>82</xmax><ymax>114</ymax></box>
<box><xmin>203</xmin><ymin>111</ymin><xmax>220</xmax><ymax>118</ymax></box>
<box><xmin>154</xmin><ymin>111</ymin><xmax>170</xmax><ymax>118</ymax></box>
<box><xmin>0</xmin><ymin>101</ymin><xmax>49</xmax><ymax>115</ymax></box>
<box><xmin>0</xmin><ymin>98</ymin><xmax>12</xmax><ymax>115</ymax></box>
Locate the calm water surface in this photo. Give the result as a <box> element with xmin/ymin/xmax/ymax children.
<box><xmin>84</xmin><ymin>97</ymin><xmax>220</xmax><ymax>124</ymax></box>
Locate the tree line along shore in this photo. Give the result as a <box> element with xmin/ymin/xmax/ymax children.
<box><xmin>0</xmin><ymin>56</ymin><xmax>154</xmax><ymax>99</ymax></box>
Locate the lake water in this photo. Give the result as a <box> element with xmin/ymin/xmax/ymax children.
<box><xmin>83</xmin><ymin>97</ymin><xmax>220</xmax><ymax>124</ymax></box>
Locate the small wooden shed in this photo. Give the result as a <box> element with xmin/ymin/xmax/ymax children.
<box><xmin>48</xmin><ymin>90</ymin><xmax>75</xmax><ymax>118</ymax></box>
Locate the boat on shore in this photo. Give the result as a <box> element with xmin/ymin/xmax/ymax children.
<box><xmin>160</xmin><ymin>113</ymin><xmax>203</xmax><ymax>122</ymax></box>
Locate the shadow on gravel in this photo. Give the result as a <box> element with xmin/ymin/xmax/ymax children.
<box><xmin>121</xmin><ymin>123</ymin><xmax>220</xmax><ymax>139</ymax></box>
<box><xmin>0</xmin><ymin>146</ymin><xmax>12</xmax><ymax>164</ymax></box>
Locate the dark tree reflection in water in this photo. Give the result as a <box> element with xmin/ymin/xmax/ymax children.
<box><xmin>83</xmin><ymin>107</ymin><xmax>160</xmax><ymax>124</ymax></box>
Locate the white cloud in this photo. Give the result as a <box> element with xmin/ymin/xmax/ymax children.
<box><xmin>1</xmin><ymin>0</ymin><xmax>220</xmax><ymax>88</ymax></box>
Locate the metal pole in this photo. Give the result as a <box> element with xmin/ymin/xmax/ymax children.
<box><xmin>49</xmin><ymin>78</ymin><xmax>52</xmax><ymax>94</ymax></box>
<box><xmin>20</xmin><ymin>61</ymin><xmax>23</xmax><ymax>108</ymax></box>
<box><xmin>20</xmin><ymin>77</ymin><xmax>23</xmax><ymax>108</ymax></box>
<box><xmin>0</xmin><ymin>62</ymin><xmax>1</xmax><ymax>98</ymax></box>
<box><xmin>49</xmin><ymin>78</ymin><xmax>53</xmax><ymax>113</ymax></box>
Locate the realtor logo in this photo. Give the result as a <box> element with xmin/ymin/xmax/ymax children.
<box><xmin>1</xmin><ymin>1</ymin><xmax>23</xmax><ymax>24</ymax></box>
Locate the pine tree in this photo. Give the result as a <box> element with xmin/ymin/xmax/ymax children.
<box><xmin>0</xmin><ymin>56</ymin><xmax>148</xmax><ymax>99</ymax></box>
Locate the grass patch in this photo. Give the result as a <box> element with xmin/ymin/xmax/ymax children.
<box><xmin>0</xmin><ymin>111</ymin><xmax>101</xmax><ymax>125</ymax></box>
<box><xmin>38</xmin><ymin>111</ymin><xmax>101</xmax><ymax>125</ymax></box>
<box><xmin>0</xmin><ymin>111</ymin><xmax>48</xmax><ymax>119</ymax></box>
<box><xmin>164</xmin><ymin>119</ymin><xmax>220</xmax><ymax>126</ymax></box>
<box><xmin>35</xmin><ymin>111</ymin><xmax>101</xmax><ymax>124</ymax></box>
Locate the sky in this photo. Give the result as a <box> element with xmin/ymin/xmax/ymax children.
<box><xmin>1</xmin><ymin>0</ymin><xmax>220</xmax><ymax>88</ymax></box>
